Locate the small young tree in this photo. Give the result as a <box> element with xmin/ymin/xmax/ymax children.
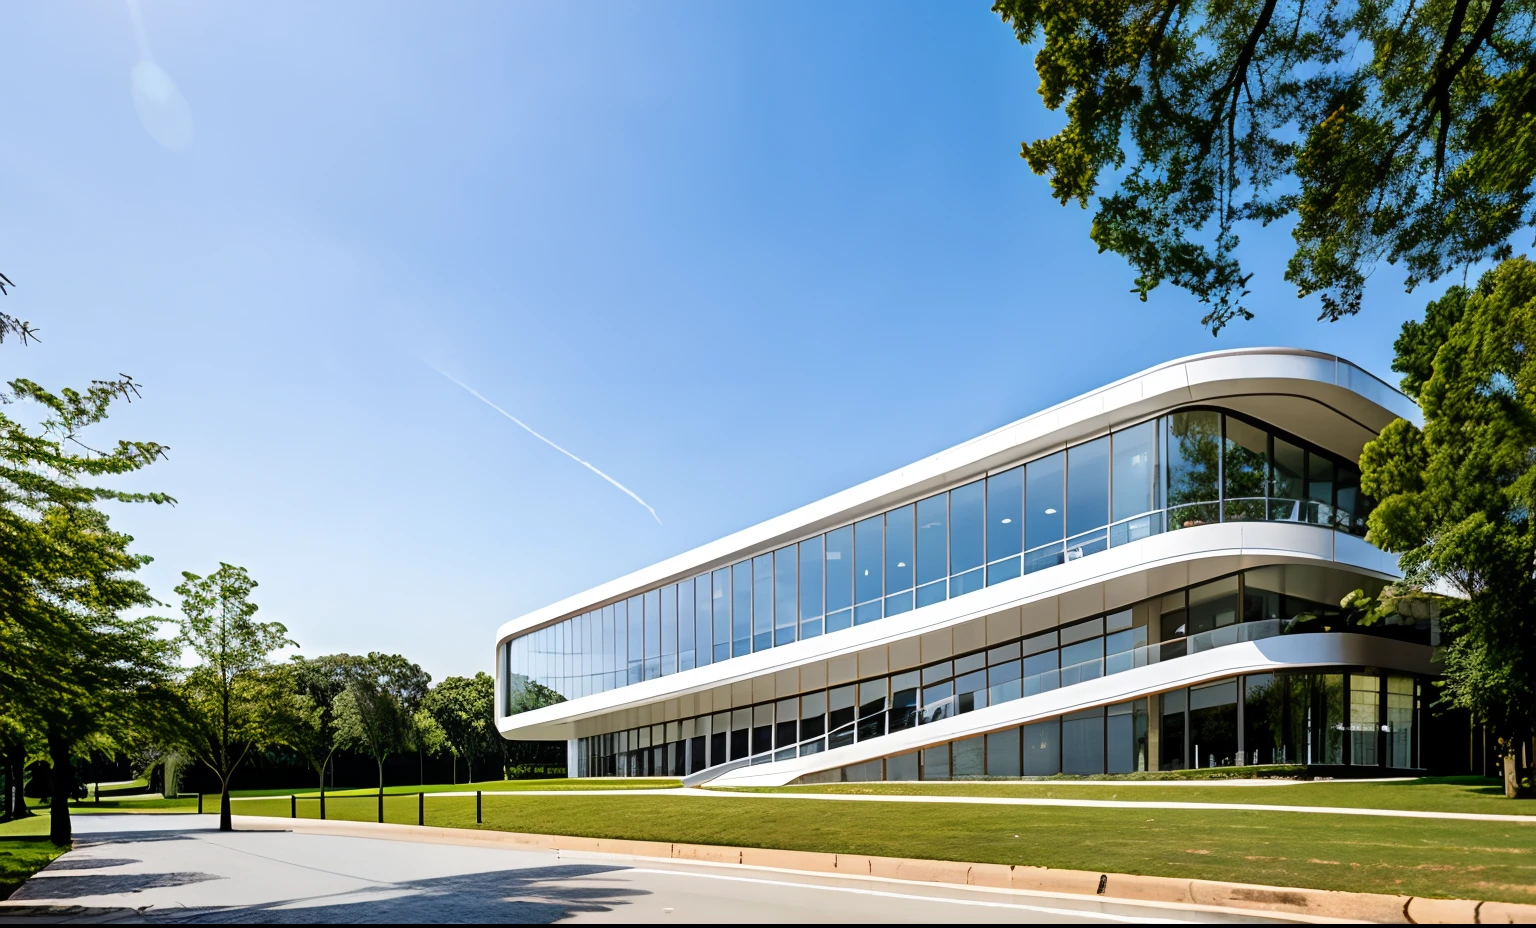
<box><xmin>423</xmin><ymin>673</ymin><xmax>495</xmax><ymax>784</ymax></box>
<box><xmin>332</xmin><ymin>653</ymin><xmax>429</xmax><ymax>800</ymax></box>
<box><xmin>173</xmin><ymin>564</ymin><xmax>294</xmax><ymax>831</ymax></box>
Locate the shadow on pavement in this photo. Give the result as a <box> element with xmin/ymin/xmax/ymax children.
<box><xmin>141</xmin><ymin>863</ymin><xmax>647</xmax><ymax>924</ymax></box>
<box><xmin>11</xmin><ymin>870</ymin><xmax>222</xmax><ymax>900</ymax></box>
<box><xmin>42</xmin><ymin>857</ymin><xmax>143</xmax><ymax>871</ymax></box>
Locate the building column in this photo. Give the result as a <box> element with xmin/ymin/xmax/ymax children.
<box><xmin>567</xmin><ymin>739</ymin><xmax>578</xmax><ymax>779</ymax></box>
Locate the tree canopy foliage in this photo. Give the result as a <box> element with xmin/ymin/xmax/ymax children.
<box><xmin>173</xmin><ymin>564</ymin><xmax>294</xmax><ymax>831</ymax></box>
<box><xmin>0</xmin><ymin>374</ymin><xmax>178</xmax><ymax>841</ymax></box>
<box><xmin>993</xmin><ymin>0</ymin><xmax>1536</xmax><ymax>330</ymax></box>
<box><xmin>423</xmin><ymin>673</ymin><xmax>496</xmax><ymax>783</ymax></box>
<box><xmin>1360</xmin><ymin>257</ymin><xmax>1536</xmax><ymax>794</ymax></box>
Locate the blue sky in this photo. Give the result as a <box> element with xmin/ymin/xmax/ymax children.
<box><xmin>2</xmin><ymin>1</ymin><xmax>1444</xmax><ymax>682</ymax></box>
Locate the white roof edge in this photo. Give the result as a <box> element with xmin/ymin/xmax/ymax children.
<box><xmin>494</xmin><ymin>347</ymin><xmax>1415</xmax><ymax>644</ymax></box>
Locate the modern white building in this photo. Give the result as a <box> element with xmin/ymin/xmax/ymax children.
<box><xmin>495</xmin><ymin>348</ymin><xmax>1445</xmax><ymax>785</ymax></box>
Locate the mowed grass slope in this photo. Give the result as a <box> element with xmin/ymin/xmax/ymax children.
<box><xmin>229</xmin><ymin>790</ymin><xmax>1536</xmax><ymax>903</ymax></box>
<box><xmin>0</xmin><ymin>816</ymin><xmax>67</xmax><ymax>900</ymax></box>
<box><xmin>722</xmin><ymin>776</ymin><xmax>1536</xmax><ymax>816</ymax></box>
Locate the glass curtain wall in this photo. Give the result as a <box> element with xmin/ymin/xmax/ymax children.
<box><xmin>574</xmin><ymin>571</ymin><xmax>1424</xmax><ymax>776</ymax></box>
<box><xmin>508</xmin><ymin>409</ymin><xmax>1374</xmax><ymax>705</ymax></box>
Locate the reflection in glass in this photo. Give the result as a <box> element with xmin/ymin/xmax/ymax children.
<box><xmin>677</xmin><ymin>580</ymin><xmax>695</xmax><ymax>673</ymax></box>
<box><xmin>694</xmin><ymin>578</ymin><xmax>713</xmax><ymax>669</ymax></box>
<box><xmin>829</xmin><ymin>685</ymin><xmax>856</xmax><ymax>749</ymax></box>
<box><xmin>1063</xmin><ymin>707</ymin><xmax>1105</xmax><ymax>774</ymax></box>
<box><xmin>922</xmin><ymin>744</ymin><xmax>949</xmax><ymax>780</ymax></box>
<box><xmin>1350</xmin><ymin>673</ymin><xmax>1380</xmax><ymax>765</ymax></box>
<box><xmin>825</xmin><ymin>526</ymin><xmax>853</xmax><ymax>631</ymax></box>
<box><xmin>799</xmin><ymin>536</ymin><xmax>824</xmax><ymax>639</ymax></box>
<box><xmin>712</xmin><ymin>568</ymin><xmax>730</xmax><ymax>664</ymax></box>
<box><xmin>916</xmin><ymin>493</ymin><xmax>948</xmax><ymax>586</ymax></box>
<box><xmin>1387</xmin><ymin>676</ymin><xmax>1415</xmax><ymax>768</ymax></box>
<box><xmin>644</xmin><ymin>589</ymin><xmax>661</xmax><ymax>680</ymax></box>
<box><xmin>733</xmin><ymin>562</ymin><xmax>753</xmax><ymax>657</ymax></box>
<box><xmin>660</xmin><ymin>585</ymin><xmax>677</xmax><ymax>677</ymax></box>
<box><xmin>1067</xmin><ymin>437</ymin><xmax>1109</xmax><ymax>538</ymax></box>
<box><xmin>753</xmin><ymin>554</ymin><xmax>773</xmax><ymax>653</ymax></box>
<box><xmin>886</xmin><ymin>505</ymin><xmax>915</xmax><ymax>595</ymax></box>
<box><xmin>950</xmin><ymin>480</ymin><xmax>985</xmax><ymax>576</ymax></box>
<box><xmin>1026</xmin><ymin>452</ymin><xmax>1065</xmax><ymax>550</ymax></box>
<box><xmin>1189</xmin><ymin>679</ymin><xmax>1238</xmax><ymax>767</ymax></box>
<box><xmin>1161</xmin><ymin>689</ymin><xmax>1187</xmax><ymax>770</ymax></box>
<box><xmin>1111</xmin><ymin>421</ymin><xmax>1159</xmax><ymax>523</ymax></box>
<box><xmin>987</xmin><ymin>728</ymin><xmax>1021</xmax><ymax>777</ymax></box>
<box><xmin>987</xmin><ymin>466</ymin><xmax>1023</xmax><ymax>563</ymax></box>
<box><xmin>1223</xmin><ymin>416</ymin><xmax>1268</xmax><ymax>521</ymax></box>
<box><xmin>774</xmin><ymin>545</ymin><xmax>797</xmax><ymax>647</ymax></box>
<box><xmin>1024</xmin><ymin>718</ymin><xmax>1060</xmax><ymax>776</ymax></box>
<box><xmin>952</xmin><ymin>736</ymin><xmax>984</xmax><ymax>779</ymax></box>
<box><xmin>1167</xmin><ymin>411</ymin><xmax>1220</xmax><ymax>528</ymax></box>
<box><xmin>854</xmin><ymin>517</ymin><xmax>882</xmax><ymax>624</ymax></box>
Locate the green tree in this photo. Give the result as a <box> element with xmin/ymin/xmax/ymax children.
<box><xmin>0</xmin><ymin>375</ymin><xmax>176</xmax><ymax>843</ymax></box>
<box><xmin>332</xmin><ymin>653</ymin><xmax>430</xmax><ymax>799</ymax></box>
<box><xmin>412</xmin><ymin>707</ymin><xmax>450</xmax><ymax>783</ymax></box>
<box><xmin>173</xmin><ymin>564</ymin><xmax>294</xmax><ymax>831</ymax></box>
<box><xmin>272</xmin><ymin>654</ymin><xmax>357</xmax><ymax>810</ymax></box>
<box><xmin>1358</xmin><ymin>257</ymin><xmax>1536</xmax><ymax>796</ymax></box>
<box><xmin>993</xmin><ymin>0</ymin><xmax>1536</xmax><ymax>330</ymax></box>
<box><xmin>423</xmin><ymin>673</ymin><xmax>496</xmax><ymax>784</ymax></box>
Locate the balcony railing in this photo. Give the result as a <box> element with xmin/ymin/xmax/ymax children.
<box><xmin>700</xmin><ymin>618</ymin><xmax>1288</xmax><ymax>776</ymax></box>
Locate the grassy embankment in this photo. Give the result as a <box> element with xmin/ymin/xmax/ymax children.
<box><xmin>0</xmin><ymin>816</ymin><xmax>66</xmax><ymax>900</ymax></box>
<box><xmin>215</xmin><ymin>776</ymin><xmax>1536</xmax><ymax>904</ymax></box>
<box><xmin>720</xmin><ymin>775</ymin><xmax>1536</xmax><ymax>816</ymax></box>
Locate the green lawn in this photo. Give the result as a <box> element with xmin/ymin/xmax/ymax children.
<box><xmin>219</xmin><ymin>791</ymin><xmax>1536</xmax><ymax>904</ymax></box>
<box><xmin>719</xmin><ymin>776</ymin><xmax>1536</xmax><ymax>817</ymax></box>
<box><xmin>0</xmin><ymin>817</ymin><xmax>66</xmax><ymax>901</ymax></box>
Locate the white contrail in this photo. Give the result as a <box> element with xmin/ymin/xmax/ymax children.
<box><xmin>428</xmin><ymin>364</ymin><xmax>662</xmax><ymax>525</ymax></box>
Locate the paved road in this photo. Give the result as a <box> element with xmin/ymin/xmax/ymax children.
<box><xmin>0</xmin><ymin>815</ymin><xmax>1295</xmax><ymax>924</ymax></box>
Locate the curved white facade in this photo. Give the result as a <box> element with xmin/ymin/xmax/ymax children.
<box><xmin>496</xmin><ymin>348</ymin><xmax>1434</xmax><ymax>782</ymax></box>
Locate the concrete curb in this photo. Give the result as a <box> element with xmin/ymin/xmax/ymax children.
<box><xmin>232</xmin><ymin>815</ymin><xmax>1536</xmax><ymax>923</ymax></box>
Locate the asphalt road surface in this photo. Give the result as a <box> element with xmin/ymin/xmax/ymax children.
<box><xmin>0</xmin><ymin>815</ymin><xmax>1298</xmax><ymax>924</ymax></box>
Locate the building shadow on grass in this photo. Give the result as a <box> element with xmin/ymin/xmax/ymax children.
<box><xmin>141</xmin><ymin>863</ymin><xmax>646</xmax><ymax>924</ymax></box>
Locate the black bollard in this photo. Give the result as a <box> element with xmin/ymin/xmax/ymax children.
<box><xmin>377</xmin><ymin>791</ymin><xmax>384</xmax><ymax>824</ymax></box>
<box><xmin>321</xmin><ymin>793</ymin><xmax>326</xmax><ymax>820</ymax></box>
<box><xmin>291</xmin><ymin>795</ymin><xmax>297</xmax><ymax>819</ymax></box>
<box><xmin>418</xmin><ymin>792</ymin><xmax>424</xmax><ymax>826</ymax></box>
<box><xmin>197</xmin><ymin>792</ymin><xmax>203</xmax><ymax>815</ymax></box>
<box><xmin>476</xmin><ymin>790</ymin><xmax>482</xmax><ymax>824</ymax></box>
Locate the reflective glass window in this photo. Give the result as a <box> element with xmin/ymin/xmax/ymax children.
<box><xmin>1111</xmin><ymin>421</ymin><xmax>1159</xmax><ymax>522</ymax></box>
<box><xmin>1066</xmin><ymin>436</ymin><xmax>1109</xmax><ymax>537</ymax></box>
<box><xmin>1271</xmin><ymin>437</ymin><xmax>1305</xmax><ymax>520</ymax></box>
<box><xmin>952</xmin><ymin>736</ymin><xmax>984</xmax><ymax>778</ymax></box>
<box><xmin>857</xmin><ymin>679</ymin><xmax>887</xmax><ymax>741</ymax></box>
<box><xmin>775</xmin><ymin>698</ymin><xmax>798</xmax><ymax>749</ymax></box>
<box><xmin>752</xmin><ymin>554</ymin><xmax>773</xmax><ymax>653</ymax></box>
<box><xmin>829</xmin><ymin>685</ymin><xmax>856</xmax><ymax>749</ymax></box>
<box><xmin>890</xmin><ymin>670</ymin><xmax>919</xmax><ymax>732</ymax></box>
<box><xmin>732</xmin><ymin>561</ymin><xmax>752</xmax><ymax>657</ymax></box>
<box><xmin>1106</xmin><ymin>699</ymin><xmax>1148</xmax><ymax>773</ymax></box>
<box><xmin>625</xmin><ymin>596</ymin><xmax>643</xmax><ymax>686</ymax></box>
<box><xmin>677</xmin><ymin>579</ymin><xmax>695</xmax><ymax>673</ymax></box>
<box><xmin>1189</xmin><ymin>679</ymin><xmax>1238</xmax><ymax>768</ymax></box>
<box><xmin>800</xmin><ymin>691</ymin><xmax>826</xmax><ymax>744</ymax></box>
<box><xmin>854</xmin><ymin>516</ymin><xmax>882</xmax><ymax>613</ymax></box>
<box><xmin>644</xmin><ymin>589</ymin><xmax>661</xmax><ymax>680</ymax></box>
<box><xmin>916</xmin><ymin>493</ymin><xmax>948</xmax><ymax>586</ymax></box>
<box><xmin>774</xmin><ymin>545</ymin><xmax>797</xmax><ymax>647</ymax></box>
<box><xmin>1350</xmin><ymin>673</ymin><xmax>1380</xmax><ymax>766</ymax></box>
<box><xmin>1025</xmin><ymin>452</ymin><xmax>1064</xmax><ymax>550</ymax></box>
<box><xmin>694</xmin><ymin>576</ymin><xmax>713</xmax><ymax>668</ymax></box>
<box><xmin>987</xmin><ymin>466</ymin><xmax>1023</xmax><ymax>561</ymax></box>
<box><xmin>825</xmin><ymin>526</ymin><xmax>853</xmax><ymax>631</ymax></box>
<box><xmin>922</xmin><ymin>744</ymin><xmax>950</xmax><ymax>780</ymax></box>
<box><xmin>711</xmin><ymin>568</ymin><xmax>731</xmax><ymax>664</ymax></box>
<box><xmin>1224</xmin><ymin>416</ymin><xmax>1269</xmax><ymax>521</ymax></box>
<box><xmin>799</xmin><ymin>536</ymin><xmax>824</xmax><ymax>639</ymax></box>
<box><xmin>1387</xmin><ymin>676</ymin><xmax>1415</xmax><ymax>768</ymax></box>
<box><xmin>660</xmin><ymin>586</ymin><xmax>677</xmax><ymax>677</ymax></box>
<box><xmin>1167</xmin><ymin>411</ymin><xmax>1221</xmax><ymax>528</ymax></box>
<box><xmin>1062</xmin><ymin>707</ymin><xmax>1105</xmax><ymax>774</ymax></box>
<box><xmin>1160</xmin><ymin>689</ymin><xmax>1187</xmax><ymax>770</ymax></box>
<box><xmin>885</xmin><ymin>505</ymin><xmax>915</xmax><ymax>595</ymax></box>
<box><xmin>987</xmin><ymin>728</ymin><xmax>1021</xmax><ymax>777</ymax></box>
<box><xmin>1024</xmin><ymin>718</ymin><xmax>1060</xmax><ymax>776</ymax></box>
<box><xmin>949</xmin><ymin>480</ymin><xmax>985</xmax><ymax>577</ymax></box>
<box><xmin>1307</xmin><ymin>454</ymin><xmax>1335</xmax><ymax>526</ymax></box>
